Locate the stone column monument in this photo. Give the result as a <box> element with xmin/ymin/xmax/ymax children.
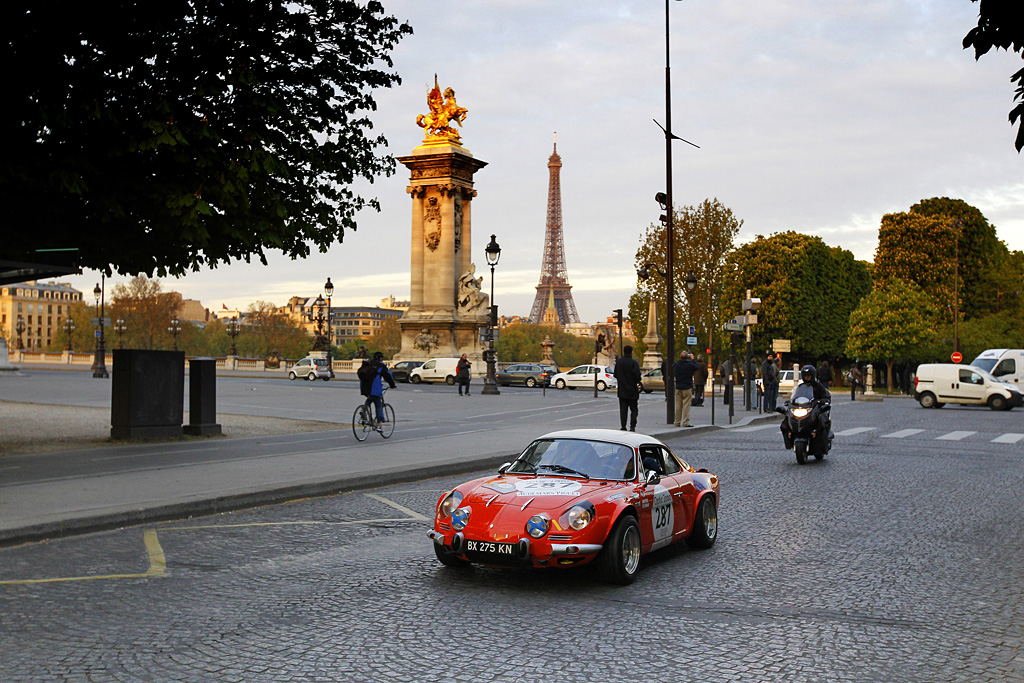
<box><xmin>394</xmin><ymin>76</ymin><xmax>490</xmax><ymax>368</ymax></box>
<box><xmin>641</xmin><ymin>300</ymin><xmax>664</xmax><ymax>371</ymax></box>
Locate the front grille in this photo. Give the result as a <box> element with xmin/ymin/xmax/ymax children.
<box><xmin>549</xmin><ymin>534</ymin><xmax>571</xmax><ymax>542</ymax></box>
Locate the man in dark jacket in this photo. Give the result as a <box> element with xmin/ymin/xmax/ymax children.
<box><xmin>761</xmin><ymin>351</ymin><xmax>779</xmax><ymax>413</ymax></box>
<box><xmin>673</xmin><ymin>351</ymin><xmax>700</xmax><ymax>427</ymax></box>
<box><xmin>359</xmin><ymin>352</ymin><xmax>396</xmax><ymax>429</ymax></box>
<box><xmin>613</xmin><ymin>345</ymin><xmax>642</xmax><ymax>432</ymax></box>
<box><xmin>693</xmin><ymin>355</ymin><xmax>708</xmax><ymax>405</ymax></box>
<box><xmin>456</xmin><ymin>354</ymin><xmax>472</xmax><ymax>396</ymax></box>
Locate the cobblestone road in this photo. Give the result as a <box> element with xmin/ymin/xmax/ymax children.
<box><xmin>2</xmin><ymin>399</ymin><xmax>1022</xmax><ymax>682</ymax></box>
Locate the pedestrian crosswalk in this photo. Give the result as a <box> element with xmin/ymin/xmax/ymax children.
<box><xmin>831</xmin><ymin>427</ymin><xmax>1024</xmax><ymax>444</ymax></box>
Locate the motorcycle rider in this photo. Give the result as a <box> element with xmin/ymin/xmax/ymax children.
<box><xmin>780</xmin><ymin>364</ymin><xmax>832</xmax><ymax>451</ymax></box>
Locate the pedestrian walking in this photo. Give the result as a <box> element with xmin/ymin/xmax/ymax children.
<box><xmin>456</xmin><ymin>354</ymin><xmax>472</xmax><ymax>396</ymax></box>
<box><xmin>761</xmin><ymin>351</ymin><xmax>780</xmax><ymax>413</ymax></box>
<box><xmin>693</xmin><ymin>355</ymin><xmax>708</xmax><ymax>406</ymax></box>
<box><xmin>613</xmin><ymin>345</ymin><xmax>642</xmax><ymax>432</ymax></box>
<box><xmin>673</xmin><ymin>351</ymin><xmax>700</xmax><ymax>427</ymax></box>
<box><xmin>848</xmin><ymin>363</ymin><xmax>864</xmax><ymax>400</ymax></box>
<box><xmin>818</xmin><ymin>360</ymin><xmax>833</xmax><ymax>388</ymax></box>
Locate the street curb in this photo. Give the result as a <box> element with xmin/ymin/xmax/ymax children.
<box><xmin>0</xmin><ymin>411</ymin><xmax>779</xmax><ymax>548</ymax></box>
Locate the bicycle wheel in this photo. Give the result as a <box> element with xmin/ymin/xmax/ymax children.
<box><xmin>352</xmin><ymin>404</ymin><xmax>371</xmax><ymax>442</ymax></box>
<box><xmin>378</xmin><ymin>403</ymin><xmax>396</xmax><ymax>439</ymax></box>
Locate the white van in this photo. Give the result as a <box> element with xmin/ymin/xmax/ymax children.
<box><xmin>913</xmin><ymin>363</ymin><xmax>1024</xmax><ymax>411</ymax></box>
<box><xmin>409</xmin><ymin>358</ymin><xmax>461</xmax><ymax>385</ymax></box>
<box><xmin>969</xmin><ymin>349</ymin><xmax>1024</xmax><ymax>385</ymax></box>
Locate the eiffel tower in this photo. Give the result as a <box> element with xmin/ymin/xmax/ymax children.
<box><xmin>528</xmin><ymin>138</ymin><xmax>580</xmax><ymax>325</ymax></box>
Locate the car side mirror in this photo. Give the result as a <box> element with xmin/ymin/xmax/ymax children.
<box><xmin>644</xmin><ymin>470</ymin><xmax>661</xmax><ymax>487</ymax></box>
<box><xmin>497</xmin><ymin>462</ymin><xmax>511</xmax><ymax>475</ymax></box>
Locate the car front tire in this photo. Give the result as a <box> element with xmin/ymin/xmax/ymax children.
<box><xmin>598</xmin><ymin>514</ymin><xmax>641</xmax><ymax>585</ymax></box>
<box><xmin>410</xmin><ymin>375</ymin><xmax>422</xmax><ymax>384</ymax></box>
<box><xmin>288</xmin><ymin>372</ymin><xmax>297</xmax><ymax>380</ymax></box>
<box><xmin>555</xmin><ymin>379</ymin><xmax>566</xmax><ymax>390</ymax></box>
<box><xmin>433</xmin><ymin>543</ymin><xmax>470</xmax><ymax>568</ymax></box>
<box><xmin>686</xmin><ymin>496</ymin><xmax>718</xmax><ymax>549</ymax></box>
<box><xmin>989</xmin><ymin>395</ymin><xmax>1008</xmax><ymax>411</ymax></box>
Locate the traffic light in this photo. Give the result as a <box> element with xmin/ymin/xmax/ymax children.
<box><xmin>613</xmin><ymin>308</ymin><xmax>623</xmax><ymax>334</ymax></box>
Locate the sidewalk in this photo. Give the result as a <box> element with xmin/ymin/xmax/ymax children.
<box><xmin>0</xmin><ymin>372</ymin><xmax>778</xmax><ymax>547</ymax></box>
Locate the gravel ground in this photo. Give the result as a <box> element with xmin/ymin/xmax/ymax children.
<box><xmin>0</xmin><ymin>400</ymin><xmax>336</xmax><ymax>456</ymax></box>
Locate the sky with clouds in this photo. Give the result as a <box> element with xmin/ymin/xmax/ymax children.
<box><xmin>64</xmin><ymin>0</ymin><xmax>1023</xmax><ymax>324</ymax></box>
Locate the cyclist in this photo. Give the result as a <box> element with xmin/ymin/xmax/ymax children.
<box><xmin>359</xmin><ymin>351</ymin><xmax>397</xmax><ymax>430</ymax></box>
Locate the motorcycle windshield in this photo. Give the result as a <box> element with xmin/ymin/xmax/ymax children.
<box><xmin>793</xmin><ymin>383</ymin><xmax>815</xmax><ymax>401</ymax></box>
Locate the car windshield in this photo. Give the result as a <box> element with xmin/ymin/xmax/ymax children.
<box><xmin>508</xmin><ymin>439</ymin><xmax>636</xmax><ymax>481</ymax></box>
<box><xmin>970</xmin><ymin>358</ymin><xmax>997</xmax><ymax>373</ymax></box>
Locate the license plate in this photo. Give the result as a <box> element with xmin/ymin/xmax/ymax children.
<box><xmin>464</xmin><ymin>539</ymin><xmax>518</xmax><ymax>563</ymax></box>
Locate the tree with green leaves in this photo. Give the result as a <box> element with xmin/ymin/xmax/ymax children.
<box><xmin>367</xmin><ymin>317</ymin><xmax>402</xmax><ymax>359</ymax></box>
<box><xmin>108</xmin><ymin>276</ymin><xmax>184</xmax><ymax>350</ymax></box>
<box><xmin>722</xmin><ymin>232</ymin><xmax>871</xmax><ymax>361</ymax></box>
<box><xmin>5</xmin><ymin>1</ymin><xmax>412</xmax><ymax>276</ymax></box>
<box><xmin>846</xmin><ymin>279</ymin><xmax>937</xmax><ymax>393</ymax></box>
<box><xmin>628</xmin><ymin>198</ymin><xmax>741</xmax><ymax>360</ymax></box>
<box><xmin>963</xmin><ymin>0</ymin><xmax>1024</xmax><ymax>152</ymax></box>
<box><xmin>496</xmin><ymin>324</ymin><xmax>595</xmax><ymax>369</ymax></box>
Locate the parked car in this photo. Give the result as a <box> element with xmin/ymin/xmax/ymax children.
<box><xmin>428</xmin><ymin>428</ymin><xmax>719</xmax><ymax>584</ymax></box>
<box><xmin>756</xmin><ymin>369</ymin><xmax>796</xmax><ymax>395</ymax></box>
<box><xmin>409</xmin><ymin>357</ymin><xmax>462</xmax><ymax>385</ymax></box>
<box><xmin>550</xmin><ymin>364</ymin><xmax>617</xmax><ymax>391</ymax></box>
<box><xmin>288</xmin><ymin>357</ymin><xmax>332</xmax><ymax>381</ymax></box>
<box><xmin>640</xmin><ymin>367</ymin><xmax>664</xmax><ymax>393</ymax></box>
<box><xmin>914</xmin><ymin>363</ymin><xmax>1023</xmax><ymax>410</ymax></box>
<box><xmin>496</xmin><ymin>363</ymin><xmax>559</xmax><ymax>388</ymax></box>
<box><xmin>389</xmin><ymin>360</ymin><xmax>424</xmax><ymax>383</ymax></box>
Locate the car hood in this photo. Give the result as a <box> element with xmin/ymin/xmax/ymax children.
<box><xmin>463</xmin><ymin>475</ymin><xmax>624</xmax><ymax>512</ymax></box>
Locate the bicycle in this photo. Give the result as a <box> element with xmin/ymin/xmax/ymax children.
<box><xmin>352</xmin><ymin>387</ymin><xmax>395</xmax><ymax>441</ymax></box>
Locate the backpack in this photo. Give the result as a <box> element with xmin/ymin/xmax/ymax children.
<box><xmin>357</xmin><ymin>361</ymin><xmax>375</xmax><ymax>382</ymax></box>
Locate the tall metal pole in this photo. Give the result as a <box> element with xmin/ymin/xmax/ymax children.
<box><xmin>92</xmin><ymin>273</ymin><xmax>109</xmax><ymax>378</ymax></box>
<box><xmin>663</xmin><ymin>0</ymin><xmax>676</xmax><ymax>424</ymax></box>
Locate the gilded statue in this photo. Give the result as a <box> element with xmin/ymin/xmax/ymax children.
<box><xmin>417</xmin><ymin>74</ymin><xmax>468</xmax><ymax>141</ymax></box>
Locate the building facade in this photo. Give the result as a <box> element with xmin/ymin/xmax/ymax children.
<box><xmin>0</xmin><ymin>281</ymin><xmax>83</xmax><ymax>350</ymax></box>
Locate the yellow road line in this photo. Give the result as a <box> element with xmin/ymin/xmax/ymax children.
<box><xmin>0</xmin><ymin>530</ymin><xmax>167</xmax><ymax>585</ymax></box>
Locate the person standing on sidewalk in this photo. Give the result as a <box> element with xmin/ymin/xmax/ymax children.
<box><xmin>761</xmin><ymin>351</ymin><xmax>780</xmax><ymax>413</ymax></box>
<box><xmin>693</xmin><ymin>354</ymin><xmax>708</xmax><ymax>405</ymax></box>
<box><xmin>849</xmin><ymin>363</ymin><xmax>864</xmax><ymax>400</ymax></box>
<box><xmin>614</xmin><ymin>345</ymin><xmax>642</xmax><ymax>432</ymax></box>
<box><xmin>673</xmin><ymin>351</ymin><xmax>700</xmax><ymax>427</ymax></box>
<box><xmin>818</xmin><ymin>359</ymin><xmax>834</xmax><ymax>388</ymax></box>
<box><xmin>456</xmin><ymin>354</ymin><xmax>472</xmax><ymax>396</ymax></box>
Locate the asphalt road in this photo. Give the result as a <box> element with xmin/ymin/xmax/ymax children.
<box><xmin>2</xmin><ymin>396</ymin><xmax>1022</xmax><ymax>682</ymax></box>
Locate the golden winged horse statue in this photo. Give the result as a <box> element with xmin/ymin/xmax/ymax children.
<box><xmin>417</xmin><ymin>74</ymin><xmax>468</xmax><ymax>142</ymax></box>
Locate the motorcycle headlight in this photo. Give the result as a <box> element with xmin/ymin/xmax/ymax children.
<box><xmin>450</xmin><ymin>506</ymin><xmax>471</xmax><ymax>530</ymax></box>
<box><xmin>438</xmin><ymin>491</ymin><xmax>463</xmax><ymax>518</ymax></box>
<box><xmin>526</xmin><ymin>515</ymin><xmax>550</xmax><ymax>539</ymax></box>
<box><xmin>792</xmin><ymin>407</ymin><xmax>810</xmax><ymax>418</ymax></box>
<box><xmin>564</xmin><ymin>504</ymin><xmax>594</xmax><ymax>531</ymax></box>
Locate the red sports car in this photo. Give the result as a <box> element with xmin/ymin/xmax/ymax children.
<box><xmin>428</xmin><ymin>428</ymin><xmax>719</xmax><ymax>584</ymax></box>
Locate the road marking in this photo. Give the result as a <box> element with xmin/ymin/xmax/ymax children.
<box><xmin>881</xmin><ymin>429</ymin><xmax>925</xmax><ymax>439</ymax></box>
<box><xmin>365</xmin><ymin>493</ymin><xmax>429</xmax><ymax>521</ymax></box>
<box><xmin>991</xmin><ymin>433</ymin><xmax>1024</xmax><ymax>444</ymax></box>
<box><xmin>836</xmin><ymin>427</ymin><xmax>877</xmax><ymax>436</ymax></box>
<box><xmin>555</xmin><ymin>408</ymin><xmax>617</xmax><ymax>422</ymax></box>
<box><xmin>936</xmin><ymin>431</ymin><xmax>976</xmax><ymax>441</ymax></box>
<box><xmin>0</xmin><ymin>530</ymin><xmax>166</xmax><ymax>585</ymax></box>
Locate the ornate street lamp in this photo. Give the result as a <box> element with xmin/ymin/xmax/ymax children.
<box><xmin>63</xmin><ymin>317</ymin><xmax>76</xmax><ymax>352</ymax></box>
<box><xmin>91</xmin><ymin>277</ymin><xmax>109</xmax><ymax>378</ymax></box>
<box><xmin>15</xmin><ymin>315</ymin><xmax>25</xmax><ymax>350</ymax></box>
<box><xmin>482</xmin><ymin>234</ymin><xmax>501</xmax><ymax>395</ymax></box>
<box><xmin>323</xmin><ymin>277</ymin><xmax>334</xmax><ymax>377</ymax></box>
<box><xmin>309</xmin><ymin>295</ymin><xmax>326</xmax><ymax>339</ymax></box>
<box><xmin>226</xmin><ymin>317</ymin><xmax>240</xmax><ymax>356</ymax></box>
<box><xmin>168</xmin><ymin>317</ymin><xmax>182</xmax><ymax>351</ymax></box>
<box><xmin>114</xmin><ymin>318</ymin><xmax>127</xmax><ymax>349</ymax></box>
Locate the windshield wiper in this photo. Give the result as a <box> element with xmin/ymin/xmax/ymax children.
<box><xmin>538</xmin><ymin>464</ymin><xmax>590</xmax><ymax>479</ymax></box>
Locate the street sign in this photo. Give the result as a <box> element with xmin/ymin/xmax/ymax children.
<box><xmin>723</xmin><ymin>322</ymin><xmax>743</xmax><ymax>332</ymax></box>
<box><xmin>686</xmin><ymin>336</ymin><xmax>697</xmax><ymax>345</ymax></box>
<box><xmin>773</xmin><ymin>339</ymin><xmax>792</xmax><ymax>352</ymax></box>
<box><xmin>688</xmin><ymin>325</ymin><xmax>696</xmax><ymax>335</ymax></box>
<box><xmin>91</xmin><ymin>317</ymin><xmax>112</xmax><ymax>327</ymax></box>
<box><xmin>951</xmin><ymin>351</ymin><xmax>963</xmax><ymax>363</ymax></box>
<box><xmin>95</xmin><ymin>329</ymin><xmax>101</xmax><ymax>338</ymax></box>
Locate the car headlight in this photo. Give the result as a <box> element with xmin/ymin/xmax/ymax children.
<box><xmin>564</xmin><ymin>504</ymin><xmax>594</xmax><ymax>531</ymax></box>
<box><xmin>438</xmin><ymin>491</ymin><xmax>463</xmax><ymax>518</ymax></box>
<box><xmin>526</xmin><ymin>515</ymin><xmax>549</xmax><ymax>539</ymax></box>
<box><xmin>792</xmin><ymin>407</ymin><xmax>810</xmax><ymax>418</ymax></box>
<box><xmin>450</xmin><ymin>506</ymin><xmax>471</xmax><ymax>530</ymax></box>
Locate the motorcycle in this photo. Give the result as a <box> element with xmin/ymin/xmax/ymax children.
<box><xmin>776</xmin><ymin>383</ymin><xmax>832</xmax><ymax>465</ymax></box>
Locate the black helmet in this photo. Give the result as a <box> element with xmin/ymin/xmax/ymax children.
<box><xmin>800</xmin><ymin>364</ymin><xmax>817</xmax><ymax>383</ymax></box>
<box><xmin>373</xmin><ymin>351</ymin><xmax>384</xmax><ymax>359</ymax></box>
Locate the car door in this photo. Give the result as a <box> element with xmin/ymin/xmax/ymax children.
<box><xmin>566</xmin><ymin>366</ymin><xmax>589</xmax><ymax>387</ymax></box>
<box><xmin>421</xmin><ymin>359</ymin><xmax>436</xmax><ymax>381</ymax></box>
<box><xmin>958</xmin><ymin>368</ymin><xmax>988</xmax><ymax>404</ymax></box>
<box><xmin>637</xmin><ymin>445</ymin><xmax>689</xmax><ymax>551</ymax></box>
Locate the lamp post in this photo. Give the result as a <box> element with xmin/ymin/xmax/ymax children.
<box><xmin>309</xmin><ymin>295</ymin><xmax>326</xmax><ymax>340</ymax></box>
<box><xmin>323</xmin><ymin>277</ymin><xmax>334</xmax><ymax>377</ymax></box>
<box><xmin>15</xmin><ymin>315</ymin><xmax>26</xmax><ymax>350</ymax></box>
<box><xmin>63</xmin><ymin>317</ymin><xmax>76</xmax><ymax>352</ymax></box>
<box><xmin>482</xmin><ymin>234</ymin><xmax>501</xmax><ymax>395</ymax></box>
<box><xmin>168</xmin><ymin>317</ymin><xmax>182</xmax><ymax>351</ymax></box>
<box><xmin>91</xmin><ymin>276</ymin><xmax>109</xmax><ymax>378</ymax></box>
<box><xmin>953</xmin><ymin>219</ymin><xmax>962</xmax><ymax>355</ymax></box>
<box><xmin>226</xmin><ymin>317</ymin><xmax>240</xmax><ymax>356</ymax></box>
<box><xmin>115</xmin><ymin>318</ymin><xmax>127</xmax><ymax>349</ymax></box>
